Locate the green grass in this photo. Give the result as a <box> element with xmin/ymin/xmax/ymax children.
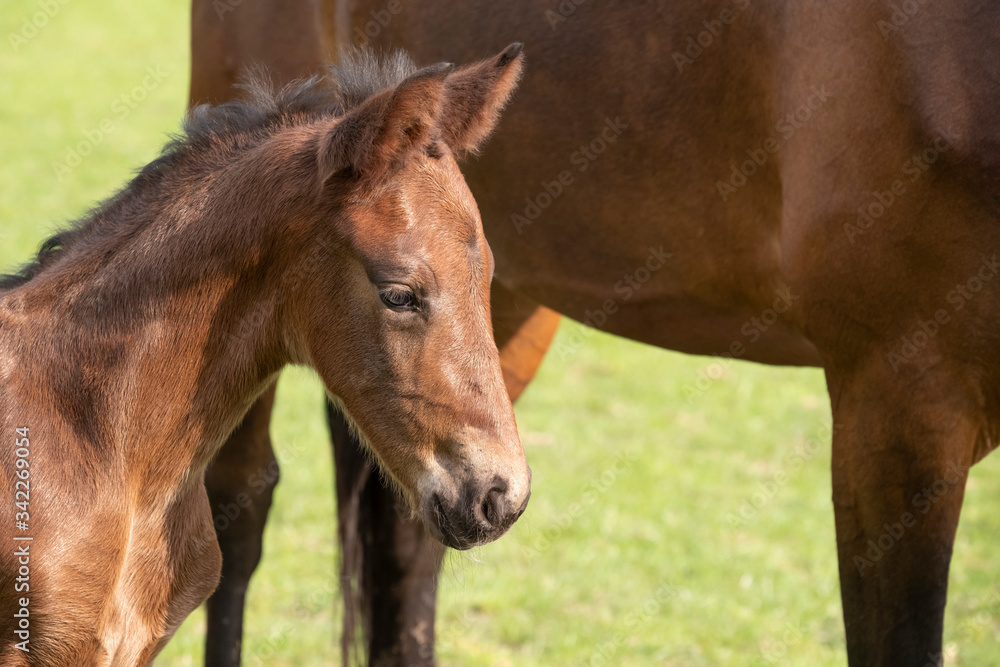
<box><xmin>2</xmin><ymin>2</ymin><xmax>1000</xmax><ymax>665</ymax></box>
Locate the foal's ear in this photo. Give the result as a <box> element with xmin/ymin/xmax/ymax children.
<box><xmin>438</xmin><ymin>43</ymin><xmax>526</xmax><ymax>156</ymax></box>
<box><xmin>318</xmin><ymin>62</ymin><xmax>454</xmax><ymax>184</ymax></box>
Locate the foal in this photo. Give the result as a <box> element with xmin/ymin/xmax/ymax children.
<box><xmin>0</xmin><ymin>45</ymin><xmax>528</xmax><ymax>665</ymax></box>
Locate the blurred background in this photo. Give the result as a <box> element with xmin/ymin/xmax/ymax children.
<box><xmin>1</xmin><ymin>1</ymin><xmax>999</xmax><ymax>665</ymax></box>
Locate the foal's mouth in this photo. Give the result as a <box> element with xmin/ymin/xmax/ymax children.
<box><xmin>432</xmin><ymin>494</ymin><xmax>457</xmax><ymax>543</ymax></box>
<box><xmin>431</xmin><ymin>493</ymin><xmax>476</xmax><ymax>551</ymax></box>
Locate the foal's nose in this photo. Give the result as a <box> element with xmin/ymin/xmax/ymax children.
<box><xmin>473</xmin><ymin>479</ymin><xmax>531</xmax><ymax>531</ymax></box>
<box><xmin>428</xmin><ymin>471</ymin><xmax>531</xmax><ymax>550</ymax></box>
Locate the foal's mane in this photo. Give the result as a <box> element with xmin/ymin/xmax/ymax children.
<box><xmin>0</xmin><ymin>50</ymin><xmax>418</xmax><ymax>291</ymax></box>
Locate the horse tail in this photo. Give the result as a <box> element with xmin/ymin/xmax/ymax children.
<box><xmin>328</xmin><ymin>400</ymin><xmax>372</xmax><ymax>666</ymax></box>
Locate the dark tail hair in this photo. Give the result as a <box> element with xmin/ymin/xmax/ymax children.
<box><xmin>327</xmin><ymin>399</ymin><xmax>447</xmax><ymax>666</ymax></box>
<box><xmin>328</xmin><ymin>400</ymin><xmax>372</xmax><ymax>665</ymax></box>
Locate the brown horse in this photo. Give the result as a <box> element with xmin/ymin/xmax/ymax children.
<box><xmin>192</xmin><ymin>0</ymin><xmax>1000</xmax><ymax>665</ymax></box>
<box><xmin>0</xmin><ymin>45</ymin><xmax>530</xmax><ymax>665</ymax></box>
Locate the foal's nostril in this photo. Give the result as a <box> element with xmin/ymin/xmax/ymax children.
<box><xmin>479</xmin><ymin>486</ymin><xmax>507</xmax><ymax>529</ymax></box>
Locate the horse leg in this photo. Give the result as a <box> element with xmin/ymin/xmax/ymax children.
<box><xmin>827</xmin><ymin>356</ymin><xmax>986</xmax><ymax>666</ymax></box>
<box><xmin>203</xmin><ymin>385</ymin><xmax>279</xmax><ymax>667</ymax></box>
<box><xmin>331</xmin><ymin>282</ymin><xmax>559</xmax><ymax>665</ymax></box>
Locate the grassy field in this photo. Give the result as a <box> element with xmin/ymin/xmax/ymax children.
<box><xmin>2</xmin><ymin>2</ymin><xmax>1000</xmax><ymax>665</ymax></box>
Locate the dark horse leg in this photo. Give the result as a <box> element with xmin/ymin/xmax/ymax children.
<box><xmin>332</xmin><ymin>282</ymin><xmax>560</xmax><ymax>665</ymax></box>
<box><xmin>329</xmin><ymin>403</ymin><xmax>445</xmax><ymax>666</ymax></box>
<box><xmin>203</xmin><ymin>385</ymin><xmax>279</xmax><ymax>667</ymax></box>
<box><xmin>827</xmin><ymin>355</ymin><xmax>986</xmax><ymax>666</ymax></box>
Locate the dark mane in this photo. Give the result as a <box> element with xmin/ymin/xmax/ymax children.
<box><xmin>0</xmin><ymin>49</ymin><xmax>418</xmax><ymax>292</ymax></box>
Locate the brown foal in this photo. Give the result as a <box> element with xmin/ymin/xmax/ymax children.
<box><xmin>0</xmin><ymin>45</ymin><xmax>528</xmax><ymax>665</ymax></box>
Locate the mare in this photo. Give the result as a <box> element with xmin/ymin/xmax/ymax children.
<box><xmin>192</xmin><ymin>1</ymin><xmax>1000</xmax><ymax>665</ymax></box>
<box><xmin>0</xmin><ymin>45</ymin><xmax>530</xmax><ymax>665</ymax></box>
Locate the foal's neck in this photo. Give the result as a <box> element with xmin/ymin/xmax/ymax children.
<box><xmin>5</xmin><ymin>141</ymin><xmax>325</xmax><ymax>486</ymax></box>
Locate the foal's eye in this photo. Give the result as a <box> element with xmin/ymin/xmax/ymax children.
<box><xmin>379</xmin><ymin>285</ymin><xmax>417</xmax><ymax>311</ymax></box>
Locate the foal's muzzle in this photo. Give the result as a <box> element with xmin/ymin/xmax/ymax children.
<box><xmin>426</xmin><ymin>475</ymin><xmax>531</xmax><ymax>550</ymax></box>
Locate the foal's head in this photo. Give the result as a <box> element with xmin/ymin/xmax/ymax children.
<box><xmin>280</xmin><ymin>46</ymin><xmax>528</xmax><ymax>548</ymax></box>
